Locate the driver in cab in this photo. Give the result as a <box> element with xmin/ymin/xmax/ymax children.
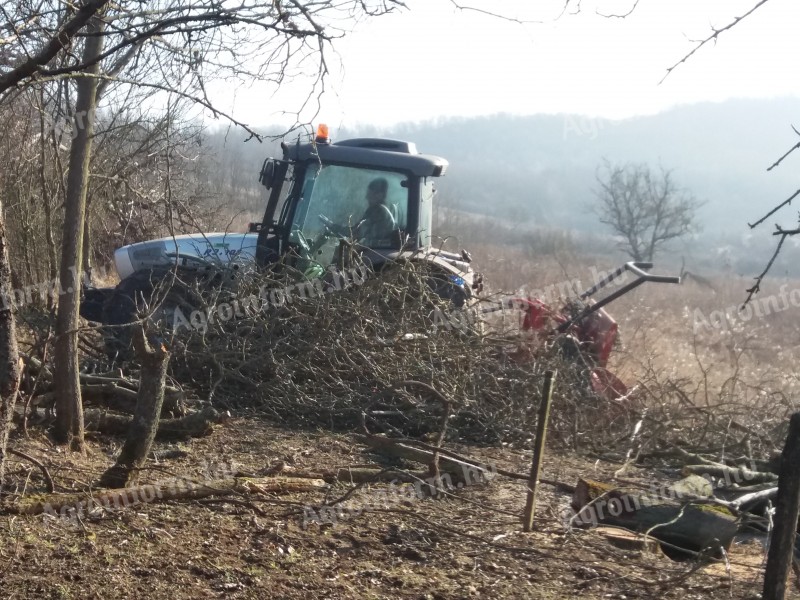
<box><xmin>323</xmin><ymin>177</ymin><xmax>396</xmax><ymax>246</ymax></box>
<box><xmin>353</xmin><ymin>177</ymin><xmax>396</xmax><ymax>246</ymax></box>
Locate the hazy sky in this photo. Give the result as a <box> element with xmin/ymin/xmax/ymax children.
<box><xmin>214</xmin><ymin>0</ymin><xmax>800</xmax><ymax>128</ymax></box>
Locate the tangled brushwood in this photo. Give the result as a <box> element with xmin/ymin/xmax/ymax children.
<box><xmin>138</xmin><ymin>259</ymin><xmax>642</xmax><ymax>447</ymax></box>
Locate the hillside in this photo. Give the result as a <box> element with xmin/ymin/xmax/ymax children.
<box><xmin>214</xmin><ymin>97</ymin><xmax>800</xmax><ymax>275</ymax></box>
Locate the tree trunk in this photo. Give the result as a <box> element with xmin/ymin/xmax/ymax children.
<box><xmin>0</xmin><ymin>198</ymin><xmax>21</xmax><ymax>489</ymax></box>
<box><xmin>99</xmin><ymin>325</ymin><xmax>170</xmax><ymax>488</ymax></box>
<box><xmin>53</xmin><ymin>14</ymin><xmax>105</xmax><ymax>451</ymax></box>
<box><xmin>762</xmin><ymin>412</ymin><xmax>800</xmax><ymax>600</ymax></box>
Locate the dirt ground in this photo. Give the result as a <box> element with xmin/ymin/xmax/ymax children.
<box><xmin>0</xmin><ymin>417</ymin><xmax>777</xmax><ymax>600</ymax></box>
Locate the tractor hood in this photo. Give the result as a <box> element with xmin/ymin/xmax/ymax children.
<box><xmin>114</xmin><ymin>233</ymin><xmax>258</xmax><ymax>279</ymax></box>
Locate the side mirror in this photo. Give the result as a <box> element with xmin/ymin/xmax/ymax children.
<box><xmin>259</xmin><ymin>158</ymin><xmax>277</xmax><ymax>189</ymax></box>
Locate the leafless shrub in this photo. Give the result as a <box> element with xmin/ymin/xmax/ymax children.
<box><xmin>610</xmin><ymin>328</ymin><xmax>793</xmax><ymax>461</ymax></box>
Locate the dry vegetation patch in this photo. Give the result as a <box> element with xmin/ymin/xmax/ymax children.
<box><xmin>4</xmin><ymin>248</ymin><xmax>797</xmax><ymax>598</ymax></box>
<box><xmin>0</xmin><ymin>421</ymin><xmax>768</xmax><ymax>599</ymax></box>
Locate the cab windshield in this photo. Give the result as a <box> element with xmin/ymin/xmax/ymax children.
<box><xmin>288</xmin><ymin>164</ymin><xmax>409</xmax><ymax>267</ymax></box>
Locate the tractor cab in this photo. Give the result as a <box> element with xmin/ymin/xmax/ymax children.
<box><xmin>253</xmin><ymin>126</ymin><xmax>453</xmax><ymax>278</ymax></box>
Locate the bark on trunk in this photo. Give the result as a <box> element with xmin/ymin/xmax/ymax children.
<box><xmin>0</xmin><ymin>198</ymin><xmax>21</xmax><ymax>489</ymax></box>
<box><xmin>99</xmin><ymin>325</ymin><xmax>170</xmax><ymax>487</ymax></box>
<box><xmin>53</xmin><ymin>14</ymin><xmax>105</xmax><ymax>451</ymax></box>
<box><xmin>82</xmin><ymin>200</ymin><xmax>93</xmax><ymax>284</ymax></box>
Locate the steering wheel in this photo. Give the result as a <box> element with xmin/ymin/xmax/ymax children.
<box><xmin>318</xmin><ymin>214</ymin><xmax>348</xmax><ymax>239</ymax></box>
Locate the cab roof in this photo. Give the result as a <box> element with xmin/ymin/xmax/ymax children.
<box><xmin>281</xmin><ymin>137</ymin><xmax>448</xmax><ymax>177</ymax></box>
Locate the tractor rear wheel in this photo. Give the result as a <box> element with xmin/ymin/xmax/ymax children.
<box><xmin>100</xmin><ymin>269</ymin><xmax>207</xmax><ymax>363</ymax></box>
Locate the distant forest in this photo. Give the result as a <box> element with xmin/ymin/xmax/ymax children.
<box><xmin>207</xmin><ymin>97</ymin><xmax>800</xmax><ymax>276</ymax></box>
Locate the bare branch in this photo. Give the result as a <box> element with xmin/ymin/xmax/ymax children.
<box><xmin>0</xmin><ymin>0</ymin><xmax>111</xmax><ymax>96</ymax></box>
<box><xmin>661</xmin><ymin>0</ymin><xmax>771</xmax><ymax>83</ymax></box>
<box><xmin>767</xmin><ymin>125</ymin><xmax>800</xmax><ymax>171</ymax></box>
<box><xmin>748</xmin><ymin>188</ymin><xmax>800</xmax><ymax>229</ymax></box>
<box><xmin>448</xmin><ymin>1</ymin><xmax>542</xmax><ymax>24</ymax></box>
<box><xmin>743</xmin><ymin>225</ymin><xmax>791</xmax><ymax>306</ymax></box>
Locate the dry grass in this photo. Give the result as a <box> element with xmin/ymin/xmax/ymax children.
<box><xmin>469</xmin><ymin>239</ymin><xmax>800</xmax><ymax>458</ymax></box>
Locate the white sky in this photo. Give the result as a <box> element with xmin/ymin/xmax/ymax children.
<box><xmin>214</xmin><ymin>0</ymin><xmax>800</xmax><ymax>128</ymax></box>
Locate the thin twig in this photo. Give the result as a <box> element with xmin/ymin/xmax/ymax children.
<box><xmin>8</xmin><ymin>449</ymin><xmax>55</xmax><ymax>493</ymax></box>
<box><xmin>748</xmin><ymin>189</ymin><xmax>800</xmax><ymax>229</ymax></box>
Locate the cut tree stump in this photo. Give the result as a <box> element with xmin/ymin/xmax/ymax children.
<box><xmin>99</xmin><ymin>326</ymin><xmax>171</xmax><ymax>488</ymax></box>
<box><xmin>571</xmin><ymin>477</ymin><xmax>739</xmax><ymax>559</ymax></box>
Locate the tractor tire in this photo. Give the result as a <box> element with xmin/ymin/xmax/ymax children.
<box><xmin>100</xmin><ymin>269</ymin><xmax>206</xmax><ymax>364</ymax></box>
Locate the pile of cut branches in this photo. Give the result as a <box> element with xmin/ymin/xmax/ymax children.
<box><xmin>622</xmin><ymin>346</ymin><xmax>790</xmax><ymax>463</ymax></box>
<box><xmin>162</xmin><ymin>260</ymin><xmax>640</xmax><ymax>447</ymax></box>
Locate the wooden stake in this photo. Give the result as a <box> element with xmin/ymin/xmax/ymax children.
<box><xmin>523</xmin><ymin>370</ymin><xmax>556</xmax><ymax>532</ymax></box>
<box><xmin>763</xmin><ymin>411</ymin><xmax>800</xmax><ymax>600</ymax></box>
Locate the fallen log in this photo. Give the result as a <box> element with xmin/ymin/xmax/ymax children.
<box><xmin>21</xmin><ymin>355</ymin><xmax>186</xmax><ymax>416</ymax></box>
<box><xmin>85</xmin><ymin>406</ymin><xmax>221</xmax><ymax>441</ymax></box>
<box><xmin>356</xmin><ymin>434</ymin><xmax>494</xmax><ymax>487</ymax></box>
<box><xmin>34</xmin><ymin>383</ymin><xmax>185</xmax><ymax>416</ymax></box>
<box><xmin>730</xmin><ymin>487</ymin><xmax>778</xmax><ymax>511</ymax></box>
<box><xmin>82</xmin><ymin>384</ymin><xmax>185</xmax><ymax>417</ymax></box>
<box><xmin>570</xmin><ymin>478</ymin><xmax>739</xmax><ymax>559</ymax></box>
<box><xmin>1</xmin><ymin>475</ymin><xmax>326</xmax><ymax>516</ymax></box>
<box><xmin>267</xmin><ymin>464</ymin><xmax>430</xmax><ymax>485</ymax></box>
<box><xmin>682</xmin><ymin>464</ymin><xmax>777</xmax><ymax>486</ymax></box>
<box><xmin>20</xmin><ymin>353</ymin><xmax>51</xmax><ymax>379</ymax></box>
<box><xmin>593</xmin><ymin>526</ymin><xmax>662</xmax><ymax>554</ymax></box>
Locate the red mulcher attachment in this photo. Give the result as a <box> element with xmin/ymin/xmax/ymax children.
<box><xmin>489</xmin><ymin>262</ymin><xmax>680</xmax><ymax>400</ymax></box>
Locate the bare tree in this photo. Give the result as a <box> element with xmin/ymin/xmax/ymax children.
<box><xmin>0</xmin><ymin>0</ymin><xmax>405</xmax><ymax>459</ymax></box>
<box><xmin>593</xmin><ymin>161</ymin><xmax>701</xmax><ymax>262</ymax></box>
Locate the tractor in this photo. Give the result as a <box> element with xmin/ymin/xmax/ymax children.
<box><xmin>80</xmin><ymin>125</ymin><xmax>480</xmax><ymax>357</ymax></box>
